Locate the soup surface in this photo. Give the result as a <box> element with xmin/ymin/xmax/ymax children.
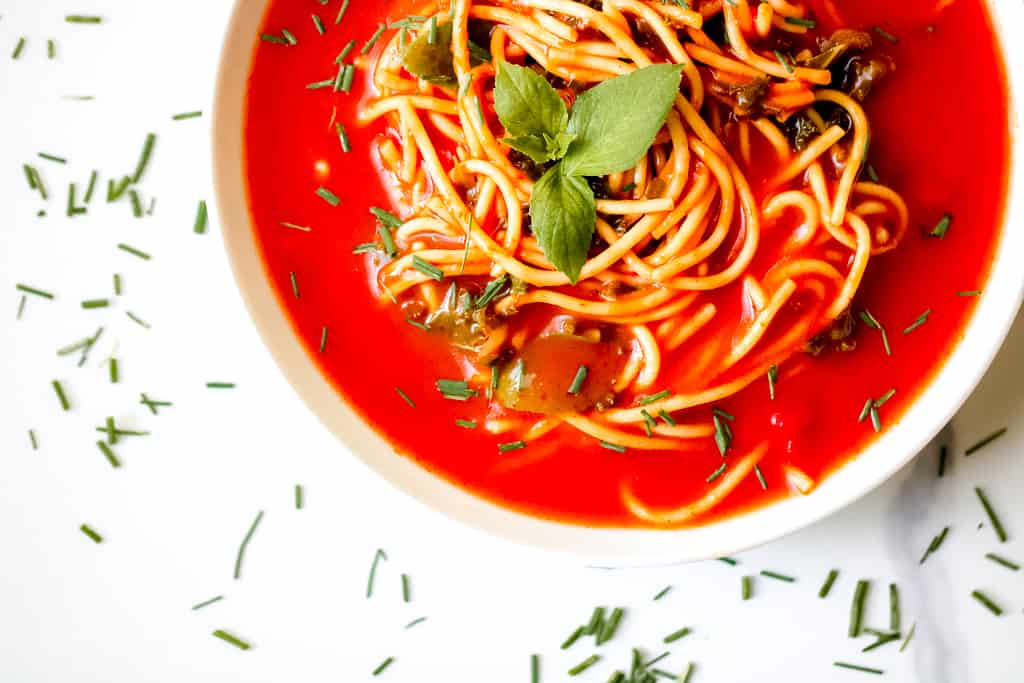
<box><xmin>245</xmin><ymin>0</ymin><xmax>1009</xmax><ymax>527</ymax></box>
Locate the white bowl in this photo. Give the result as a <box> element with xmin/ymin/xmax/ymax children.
<box><xmin>212</xmin><ymin>0</ymin><xmax>1024</xmax><ymax>565</ymax></box>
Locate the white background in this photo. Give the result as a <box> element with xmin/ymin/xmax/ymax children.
<box><xmin>1</xmin><ymin>2</ymin><xmax>1023</xmax><ymax>682</ymax></box>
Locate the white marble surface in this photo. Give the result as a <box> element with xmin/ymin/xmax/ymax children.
<box><xmin>1</xmin><ymin>2</ymin><xmax>1022</xmax><ymax>681</ymax></box>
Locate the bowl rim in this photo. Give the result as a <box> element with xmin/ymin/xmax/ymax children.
<box><xmin>212</xmin><ymin>0</ymin><xmax>1024</xmax><ymax>565</ymax></box>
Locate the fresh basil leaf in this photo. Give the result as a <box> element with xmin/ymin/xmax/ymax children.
<box><xmin>504</xmin><ymin>134</ymin><xmax>553</xmax><ymax>163</ymax></box>
<box><xmin>504</xmin><ymin>130</ymin><xmax>576</xmax><ymax>164</ymax></box>
<box><xmin>529</xmin><ymin>164</ymin><xmax>596</xmax><ymax>283</ymax></box>
<box><xmin>494</xmin><ymin>61</ymin><xmax>569</xmax><ymax>143</ymax></box>
<box><xmin>403</xmin><ymin>23</ymin><xmax>490</xmax><ymax>86</ymax></box>
<box><xmin>562</xmin><ymin>64</ymin><xmax>684</xmax><ymax>177</ymax></box>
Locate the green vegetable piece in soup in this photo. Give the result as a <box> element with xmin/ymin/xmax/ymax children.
<box><xmin>402</xmin><ymin>22</ymin><xmax>490</xmax><ymax>86</ymax></box>
<box><xmin>496</xmin><ymin>335</ymin><xmax>623</xmax><ymax>415</ymax></box>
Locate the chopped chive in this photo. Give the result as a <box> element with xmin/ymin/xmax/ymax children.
<box><xmin>531</xmin><ymin>654</ymin><xmax>540</xmax><ymax>683</ymax></box>
<box><xmin>84</xmin><ymin>170</ymin><xmax>98</xmax><ymax>203</ymax></box>
<box><xmin>773</xmin><ymin>50</ymin><xmax>794</xmax><ymax>74</ymax></box>
<box><xmin>340</xmin><ymin>64</ymin><xmax>355</xmax><ymax>92</ymax></box>
<box><xmin>706</xmin><ymin>462</ymin><xmax>727</xmax><ymax>483</ymax></box>
<box><xmin>336</xmin><ymin>39</ymin><xmax>356</xmax><ymax>62</ymax></box>
<box><xmin>834</xmin><ymin>662</ymin><xmax>884</xmax><ymax>675</ymax></box>
<box><xmin>957</xmin><ymin>290</ymin><xmax>982</xmax><ymax>297</ymax></box>
<box><xmin>568</xmin><ymin>655</ymin><xmax>601</xmax><ymax>676</ymax></box>
<box><xmin>132</xmin><ymin>133</ymin><xmax>157</xmax><ymax>183</ymax></box>
<box><xmin>971</xmin><ymin>590</ymin><xmax>1003</xmax><ymax>616</ymax></box>
<box><xmin>568</xmin><ymin>365</ymin><xmax>589</xmax><ymax>395</ymax></box>
<box><xmin>600</xmin><ymin>441</ymin><xmax>627</xmax><ymax>454</ymax></box>
<box><xmin>889</xmin><ymin>583</ymin><xmax>901</xmax><ymax>632</ymax></box>
<box><xmin>645</xmin><ymin>652</ymin><xmax>670</xmax><ymax>668</ymax></box>
<box><xmin>919</xmin><ymin>526</ymin><xmax>950</xmax><ymax>564</ymax></box>
<box><xmin>849</xmin><ymin>580</ymin><xmax>869</xmax><ymax>637</ymax></box>
<box><xmin>212</xmin><ymin>630</ymin><xmax>251</xmax><ymax>650</ymax></box>
<box><xmin>401</xmin><ymin>573</ymin><xmax>411</xmax><ymax>602</ymax></box>
<box><xmin>307</xmin><ymin>78</ymin><xmax>334</xmax><ymax>90</ymax></box>
<box><xmin>819</xmin><ymin>569</ymin><xmax>839</xmax><ymax>598</ymax></box>
<box><xmin>362</xmin><ymin>23</ymin><xmax>386</xmax><ymax>54</ymax></box>
<box><xmin>653</xmin><ymin>585</ymin><xmax>672</xmax><ymax>601</ymax></box>
<box><xmin>335</xmin><ymin>0</ymin><xmax>351</xmax><ymax>24</ymax></box>
<box><xmin>436</xmin><ymin>379</ymin><xmax>478</xmax><ymax>400</ymax></box>
<box><xmin>658</xmin><ymin>409</ymin><xmax>677</xmax><ymax>426</ymax></box>
<box><xmin>126</xmin><ymin>311</ymin><xmax>151</xmax><ymax>329</ymax></box>
<box><xmin>712</xmin><ymin>407</ymin><xmax>735</xmax><ymax>421</ymax></box>
<box><xmin>639</xmin><ymin>390</ymin><xmax>671</xmax><ymax>406</ymax></box>
<box><xmin>320</xmin><ymin>326</ymin><xmax>329</xmax><ymax>353</ymax></box>
<box><xmin>680</xmin><ymin>663</ymin><xmax>695</xmax><ymax>683</ymax></box>
<box><xmin>194</xmin><ymin>200</ymin><xmax>209</xmax><ymax>234</ymax></box>
<box><xmin>52</xmin><ymin>380</ymin><xmax>70</xmax><ymax>411</ymax></box>
<box><xmin>412</xmin><ymin>255</ymin><xmax>444</xmax><ymax>281</ymax></box>
<box><xmin>498</xmin><ymin>440</ymin><xmax>526</xmax><ymax>453</ymax></box>
<box><xmin>741</xmin><ymin>575</ymin><xmax>752</xmax><ymax>600</ymax></box>
<box><xmin>81</xmin><ymin>299</ymin><xmax>110</xmax><ymax>309</ymax></box>
<box><xmin>312</xmin><ymin>14</ymin><xmax>326</xmax><ymax>34</ymax></box>
<box><xmin>930</xmin><ymin>212</ymin><xmax>952</xmax><ymax>238</ymax></box>
<box><xmin>474</xmin><ymin>275</ymin><xmax>510</xmax><ymax>309</ymax></box>
<box><xmin>760</xmin><ymin>570</ymin><xmax>795</xmax><ymax>583</ymax></box>
<box><xmin>406</xmin><ymin>318</ymin><xmax>429</xmax><ymax>331</ymax></box>
<box><xmin>372</xmin><ymin>657</ymin><xmax>395</xmax><ymax>676</ymax></box>
<box><xmin>785</xmin><ymin>16</ymin><xmax>816</xmax><ymax>27</ymax></box>
<box><xmin>395</xmin><ymin>387</ymin><xmax>416</xmax><ymax>407</ymax></box>
<box><xmin>117</xmin><ymin>243</ymin><xmax>151</xmax><ymax>260</ymax></box>
<box><xmin>455</xmin><ymin>419</ymin><xmax>477</xmax><ymax>429</ymax></box>
<box><xmin>754</xmin><ymin>464</ymin><xmax>768</xmax><ymax>490</ymax></box>
<box><xmin>713</xmin><ymin>415</ymin><xmax>732</xmax><ymax>456</ymax></box>
<box><xmin>427</xmin><ymin>16</ymin><xmax>439</xmax><ymax>44</ymax></box>
<box><xmin>38</xmin><ymin>153</ymin><xmax>68</xmax><ymax>164</ymax></box>
<box><xmin>316</xmin><ymin>186</ymin><xmax>340</xmax><ymax>206</ymax></box>
<box><xmin>28</xmin><ymin>429</ymin><xmax>38</xmax><ymax>450</ymax></box>
<box><xmin>899</xmin><ymin>622</ymin><xmax>916</xmax><ymax>653</ymax></box>
<box><xmin>206</xmin><ymin>382</ymin><xmax>236</xmax><ymax>389</ymax></box>
<box><xmin>367</xmin><ymin>548</ymin><xmax>387</xmax><ymax>598</ymax></box>
<box><xmin>109</xmin><ymin>358</ymin><xmax>119</xmax><ymax>384</ymax></box>
<box><xmin>12</xmin><ymin>37</ymin><xmax>26</xmax><ymax>59</ymax></box>
<box><xmin>903</xmin><ymin>309</ymin><xmax>931</xmax><ymax>335</ymax></box>
<box><xmin>965</xmin><ymin>428</ymin><xmax>1007</xmax><ymax>456</ymax></box>
<box><xmin>289</xmin><ymin>271</ymin><xmax>300</xmax><ymax>298</ymax></box>
<box><xmin>281</xmin><ymin>28</ymin><xmax>298</xmax><ymax>45</ymax></box>
<box><xmin>80</xmin><ymin>524</ymin><xmax>103</xmax><ymax>543</ymax></box>
<box><xmin>718</xmin><ymin>557</ymin><xmax>739</xmax><ymax>566</ymax></box>
<box><xmin>869</xmin><ymin>406</ymin><xmax>882</xmax><ymax>433</ymax></box>
<box><xmin>405</xmin><ymin>617</ymin><xmax>427</xmax><ymax>629</ymax></box>
<box><xmin>261</xmin><ymin>33</ymin><xmax>289</xmax><ymax>44</ymax></box>
<box><xmin>985</xmin><ymin>552</ymin><xmax>1020</xmax><ymax>571</ymax></box>
<box><xmin>857</xmin><ymin>397</ymin><xmax>873</xmax><ymax>422</ymax></box>
<box><xmin>597</xmin><ymin>607</ymin><xmax>625</xmax><ymax>645</ymax></box>
<box><xmin>66</xmin><ymin>15</ymin><xmax>103</xmax><ymax>23</ymax></box>
<box><xmin>172</xmin><ymin>111</ymin><xmax>202</xmax><ymax>121</ymax></box>
<box><xmin>352</xmin><ymin>242</ymin><xmax>379</xmax><ymax>254</ymax></box>
<box><xmin>584</xmin><ymin>607</ymin><xmax>605</xmax><ymax>635</ymax></box>
<box><xmin>767</xmin><ymin>364</ymin><xmax>778</xmax><ymax>400</ymax></box>
<box><xmin>336</xmin><ymin>122</ymin><xmax>351</xmax><ymax>152</ymax></box>
<box><xmin>16</xmin><ymin>284</ymin><xmax>55</xmax><ymax>300</ymax></box>
<box><xmin>16</xmin><ymin>295</ymin><xmax>26</xmax><ymax>320</ymax></box>
<box><xmin>489</xmin><ymin>365</ymin><xmax>499</xmax><ymax>399</ymax></box>
<box><xmin>140</xmin><ymin>393</ymin><xmax>173</xmax><ymax>415</ymax></box>
<box><xmin>281</xmin><ymin>221</ymin><xmax>312</xmax><ymax>232</ymax></box>
<box><xmin>874</xmin><ymin>388</ymin><xmax>896</xmax><ymax>408</ymax></box>
<box><xmin>295</xmin><ymin>484</ymin><xmax>304</xmax><ymax>510</ymax></box>
<box><xmin>641</xmin><ymin>409</ymin><xmax>656</xmax><ymax>437</ymax></box>
<box><xmin>561</xmin><ymin>626</ymin><xmax>584</xmax><ymax>650</ymax></box>
<box><xmin>233</xmin><ymin>510</ymin><xmax>264</xmax><ymax>580</ymax></box>
<box><xmin>96</xmin><ymin>441</ymin><xmax>121</xmax><ymax>468</ymax></box>
<box><xmin>975</xmin><ymin>487</ymin><xmax>1008</xmax><ymax>542</ymax></box>
<box><xmin>938</xmin><ymin>445</ymin><xmax>948</xmax><ymax>477</ymax></box>
<box><xmin>191</xmin><ymin>595</ymin><xmax>224</xmax><ymax>611</ymax></box>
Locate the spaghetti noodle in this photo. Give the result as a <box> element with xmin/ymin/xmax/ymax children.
<box><xmin>352</xmin><ymin>0</ymin><xmax>911</xmax><ymax>524</ymax></box>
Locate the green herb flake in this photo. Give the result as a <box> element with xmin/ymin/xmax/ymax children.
<box><xmin>985</xmin><ymin>552</ymin><xmax>1020</xmax><ymax>571</ymax></box>
<box><xmin>975</xmin><ymin>487</ymin><xmax>1008</xmax><ymax>542</ymax></box>
<box><xmin>568</xmin><ymin>655</ymin><xmax>601</xmax><ymax>677</ymax></box>
<box><xmin>212</xmin><ymin>629</ymin><xmax>251</xmax><ymax>650</ymax></box>
<box><xmin>316</xmin><ymin>186</ymin><xmax>340</xmax><ymax>206</ymax></box>
<box><xmin>366</xmin><ymin>548</ymin><xmax>387</xmax><ymax>598</ymax></box>
<box><xmin>819</xmin><ymin>569</ymin><xmax>839</xmax><ymax>598</ymax></box>
<box><xmin>834</xmin><ymin>662</ymin><xmax>884</xmax><ymax>675</ymax></box>
<box><xmin>52</xmin><ymin>380</ymin><xmax>71</xmax><ymax>411</ymax></box>
<box><xmin>80</xmin><ymin>524</ymin><xmax>103</xmax><ymax>543</ymax></box>
<box><xmin>233</xmin><ymin>510</ymin><xmax>265</xmax><ymax>580</ymax></box>
<box><xmin>971</xmin><ymin>589</ymin><xmax>1003</xmax><ymax>616</ymax></box>
<box><xmin>191</xmin><ymin>595</ymin><xmax>224</xmax><ymax>611</ymax></box>
<box><xmin>965</xmin><ymin>428</ymin><xmax>1007</xmax><ymax>456</ymax></box>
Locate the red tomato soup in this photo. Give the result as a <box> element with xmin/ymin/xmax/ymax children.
<box><xmin>245</xmin><ymin>0</ymin><xmax>1009</xmax><ymax>527</ymax></box>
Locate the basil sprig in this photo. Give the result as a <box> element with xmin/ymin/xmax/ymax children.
<box><xmin>494</xmin><ymin>62</ymin><xmax>683</xmax><ymax>282</ymax></box>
